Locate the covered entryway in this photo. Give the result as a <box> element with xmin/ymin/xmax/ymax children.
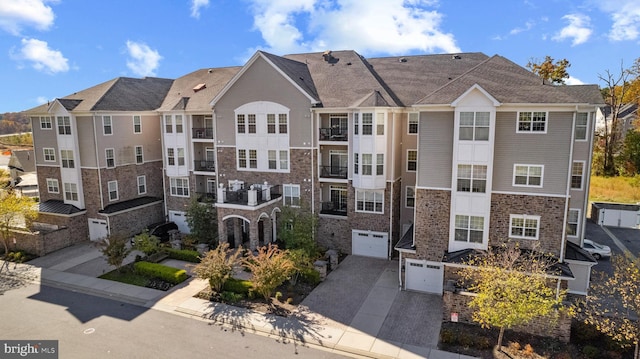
<box><xmin>169</xmin><ymin>211</ymin><xmax>189</xmax><ymax>233</ymax></box>
<box><xmin>352</xmin><ymin>230</ymin><xmax>388</xmax><ymax>259</ymax></box>
<box><xmin>88</xmin><ymin>218</ymin><xmax>108</xmax><ymax>241</ymax></box>
<box><xmin>405</xmin><ymin>259</ymin><xmax>444</xmax><ymax>294</ymax></box>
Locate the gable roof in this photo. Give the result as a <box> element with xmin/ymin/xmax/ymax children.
<box><xmin>416</xmin><ymin>55</ymin><xmax>602</xmax><ymax>105</ymax></box>
<box><xmin>158</xmin><ymin>66</ymin><xmax>241</xmax><ymax>112</ymax></box>
<box><xmin>91</xmin><ymin>77</ymin><xmax>173</xmax><ymax>111</ymax></box>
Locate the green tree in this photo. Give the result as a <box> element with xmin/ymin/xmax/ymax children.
<box><xmin>0</xmin><ymin>190</ymin><xmax>38</xmax><ymax>255</ymax></box>
<box><xmin>277</xmin><ymin>203</ymin><xmax>317</xmax><ymax>256</ymax></box>
<box><xmin>131</xmin><ymin>230</ymin><xmax>160</xmax><ymax>256</ymax></box>
<box><xmin>620</xmin><ymin>130</ymin><xmax>640</xmax><ymax>175</ymax></box>
<box><xmin>243</xmin><ymin>244</ymin><xmax>295</xmax><ymax>301</ymax></box>
<box><xmin>98</xmin><ymin>234</ymin><xmax>131</xmax><ymax>272</ymax></box>
<box><xmin>185</xmin><ymin>198</ymin><xmax>218</xmax><ymax>245</ymax></box>
<box><xmin>526</xmin><ymin>56</ymin><xmax>571</xmax><ymax>85</ymax></box>
<box><xmin>193</xmin><ymin>242</ymin><xmax>242</xmax><ymax>293</ymax></box>
<box><xmin>458</xmin><ymin>244</ymin><xmax>569</xmax><ymax>351</ymax></box>
<box><xmin>582</xmin><ymin>254</ymin><xmax>640</xmax><ymax>359</ymax></box>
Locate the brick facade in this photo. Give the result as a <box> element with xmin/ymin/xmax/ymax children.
<box><xmin>414</xmin><ymin>188</ymin><xmax>451</xmax><ymax>261</ymax></box>
<box><xmin>36</xmin><ymin>166</ymin><xmax>63</xmax><ymax>202</ymax></box>
<box><xmin>105</xmin><ymin>202</ymin><xmax>165</xmax><ymax>238</ymax></box>
<box><xmin>490</xmin><ymin>194</ymin><xmax>567</xmax><ymax>256</ymax></box>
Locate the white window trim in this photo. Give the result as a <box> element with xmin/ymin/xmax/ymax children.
<box><xmin>133</xmin><ymin>115</ymin><xmax>142</xmax><ymax>134</ymax></box>
<box><xmin>135</xmin><ymin>145</ymin><xmax>144</xmax><ymax>164</ymax></box>
<box><xmin>43</xmin><ymin>148</ymin><xmax>56</xmax><ymax>162</ymax></box>
<box><xmin>60</xmin><ymin>149</ymin><xmax>74</xmax><ymax>169</ymax></box>
<box><xmin>567</xmin><ymin>208</ymin><xmax>580</xmax><ymax>238</ymax></box>
<box><xmin>137</xmin><ymin>175</ymin><xmax>147</xmax><ymax>195</ymax></box>
<box><xmin>408</xmin><ymin>113</ymin><xmax>419</xmax><ymax>135</ymax></box>
<box><xmin>283</xmin><ymin>184</ymin><xmax>301</xmax><ymax>207</ymax></box>
<box><xmin>406</xmin><ymin>149</ymin><xmax>417</xmax><ymax>172</ymax></box>
<box><xmin>170</xmin><ymin>177</ymin><xmax>190</xmax><ymax>197</ymax></box>
<box><xmin>108</xmin><ymin>180</ymin><xmax>118</xmax><ymax>201</ymax></box>
<box><xmin>516</xmin><ymin>111</ymin><xmax>548</xmax><ymax>134</ymax></box>
<box><xmin>63</xmin><ymin>182</ymin><xmax>78</xmax><ymax>201</ymax></box>
<box><xmin>512</xmin><ymin>164</ymin><xmax>544</xmax><ymax>188</ymax></box>
<box><xmin>102</xmin><ymin>116</ymin><xmax>113</xmax><ymax>136</ymax></box>
<box><xmin>355</xmin><ymin>189</ymin><xmax>384</xmax><ymax>214</ymax></box>
<box><xmin>575</xmin><ymin>113</ymin><xmax>588</xmax><ymax>142</ymax></box>
<box><xmin>405</xmin><ymin>186</ymin><xmax>415</xmax><ymax>208</ymax></box>
<box><xmin>571</xmin><ymin>161</ymin><xmax>585</xmax><ymax>191</ymax></box>
<box><xmin>40</xmin><ymin>116</ymin><xmax>52</xmax><ymax>130</ymax></box>
<box><xmin>509</xmin><ymin>214</ymin><xmax>541</xmax><ymax>240</ymax></box>
<box><xmin>46</xmin><ymin>178</ymin><xmax>59</xmax><ymax>193</ymax></box>
<box><xmin>105</xmin><ymin>148</ymin><xmax>115</xmax><ymax>168</ymax></box>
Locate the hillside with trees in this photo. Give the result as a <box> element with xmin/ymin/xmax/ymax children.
<box><xmin>0</xmin><ymin>112</ymin><xmax>31</xmax><ymax>135</ymax></box>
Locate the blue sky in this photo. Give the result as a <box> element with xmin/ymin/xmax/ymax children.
<box><xmin>0</xmin><ymin>0</ymin><xmax>638</xmax><ymax>113</ymax></box>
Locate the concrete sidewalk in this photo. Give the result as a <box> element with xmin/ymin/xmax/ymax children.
<box><xmin>1</xmin><ymin>243</ymin><xmax>476</xmax><ymax>359</ymax></box>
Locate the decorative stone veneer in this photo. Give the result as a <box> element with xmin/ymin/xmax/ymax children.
<box><xmin>36</xmin><ymin>166</ymin><xmax>63</xmax><ymax>203</ymax></box>
<box><xmin>11</xmin><ymin>212</ymin><xmax>89</xmax><ymax>255</ymax></box>
<box><xmin>216</xmin><ymin>200</ymin><xmax>282</xmax><ymax>250</ymax></box>
<box><xmin>490</xmin><ymin>193</ymin><xmax>567</xmax><ymax>256</ymax></box>
<box><xmin>413</xmin><ymin>189</ymin><xmax>451</xmax><ymax>261</ymax></box>
<box><xmin>106</xmin><ymin>202</ymin><xmax>165</xmax><ymax>238</ymax></box>
<box><xmin>442</xmin><ymin>290</ymin><xmax>572</xmax><ymax>342</ymax></box>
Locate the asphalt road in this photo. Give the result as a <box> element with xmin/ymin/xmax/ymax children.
<box><xmin>584</xmin><ymin>220</ymin><xmax>639</xmax><ymax>278</ymax></box>
<box><xmin>0</xmin><ymin>283</ymin><xmax>352</xmax><ymax>359</ymax></box>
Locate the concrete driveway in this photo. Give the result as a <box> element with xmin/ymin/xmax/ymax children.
<box><xmin>300</xmin><ymin>255</ymin><xmax>443</xmax><ymax>350</ymax></box>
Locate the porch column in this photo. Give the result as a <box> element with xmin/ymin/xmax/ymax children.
<box><xmin>249</xmin><ymin>220</ymin><xmax>259</xmax><ymax>251</ymax></box>
<box><xmin>218</xmin><ymin>217</ymin><xmax>228</xmax><ymax>245</ymax></box>
<box><xmin>271</xmin><ymin>213</ymin><xmax>278</xmax><ymax>244</ymax></box>
<box><xmin>263</xmin><ymin>218</ymin><xmax>272</xmax><ymax>244</ymax></box>
<box><xmin>234</xmin><ymin>218</ymin><xmax>243</xmax><ymax>248</ymax></box>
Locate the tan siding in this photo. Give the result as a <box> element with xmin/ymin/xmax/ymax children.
<box><xmin>77</xmin><ymin>116</ymin><xmax>97</xmax><ymax>167</ymax></box>
<box><xmin>417</xmin><ymin>111</ymin><xmax>453</xmax><ymax>188</ymax></box>
<box><xmin>214</xmin><ymin>56</ymin><xmax>314</xmax><ymax>148</ymax></box>
<box><xmin>492</xmin><ymin>111</ymin><xmax>572</xmax><ymax>195</ymax></box>
<box><xmin>31</xmin><ymin>117</ymin><xmax>58</xmax><ymax>165</ymax></box>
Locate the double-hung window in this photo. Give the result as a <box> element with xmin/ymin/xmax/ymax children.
<box><xmin>510</xmin><ymin>214</ymin><xmax>540</xmax><ymax>240</ymax></box>
<box><xmin>362</xmin><ymin>113</ymin><xmax>373</xmax><ymax>135</ymax></box>
<box><xmin>376</xmin><ymin>115</ymin><xmax>384</xmax><ymax>135</ymax></box>
<box><xmin>40</xmin><ymin>116</ymin><xmax>52</xmax><ymax>130</ymax></box>
<box><xmin>165</xmin><ymin>115</ymin><xmax>173</xmax><ymax>133</ymax></box>
<box><xmin>457</xmin><ymin>164</ymin><xmax>487</xmax><ymax>193</ymax></box>
<box><xmin>517</xmin><ymin>111</ymin><xmax>547</xmax><ymax>133</ymax></box>
<box><xmin>238</xmin><ymin>149</ymin><xmax>247</xmax><ymax>168</ymax></box>
<box><xmin>175</xmin><ymin>115</ymin><xmax>183</xmax><ymax>133</ymax></box>
<box><xmin>356</xmin><ymin>190</ymin><xmax>383</xmax><ymax>213</ymax></box>
<box><xmin>170</xmin><ymin>177</ymin><xmax>189</xmax><ymax>196</ymax></box>
<box><xmin>459</xmin><ymin>112</ymin><xmax>489</xmax><ymax>140</ymax></box>
<box><xmin>137</xmin><ymin>175</ymin><xmax>147</xmax><ymax>195</ymax></box>
<box><xmin>454</xmin><ymin>215</ymin><xmax>484</xmax><ymax>243</ymax></box>
<box><xmin>108</xmin><ymin>181</ymin><xmax>118</xmax><ymax>201</ymax></box>
<box><xmin>249</xmin><ymin>149</ymin><xmax>257</xmax><ymax>168</ymax></box>
<box><xmin>64</xmin><ymin>183</ymin><xmax>78</xmax><ymax>201</ymax></box>
<box><xmin>362</xmin><ymin>154</ymin><xmax>372</xmax><ymax>175</ymax></box>
<box><xmin>103</xmin><ymin>116</ymin><xmax>112</xmax><ymax>135</ymax></box>
<box><xmin>267</xmin><ymin>114</ymin><xmax>276</xmax><ymax>134</ymax></box>
<box><xmin>279</xmin><ymin>150</ymin><xmax>289</xmax><ymax>170</ymax></box>
<box><xmin>407</xmin><ymin>150</ymin><xmax>417</xmax><ymax>171</ymax></box>
<box><xmin>43</xmin><ymin>148</ymin><xmax>56</xmax><ymax>162</ymax></box>
<box><xmin>376</xmin><ymin>154</ymin><xmax>384</xmax><ymax>175</ymax></box>
<box><xmin>571</xmin><ymin>161</ymin><xmax>584</xmax><ymax>190</ymax></box>
<box><xmin>237</xmin><ymin>114</ymin><xmax>246</xmax><ymax>133</ymax></box>
<box><xmin>46</xmin><ymin>178</ymin><xmax>59</xmax><ymax>193</ymax></box>
<box><xmin>133</xmin><ymin>115</ymin><xmax>142</xmax><ymax>133</ymax></box>
<box><xmin>167</xmin><ymin>148</ymin><xmax>175</xmax><ymax>166</ymax></box>
<box><xmin>278</xmin><ymin>114</ymin><xmax>288</xmax><ymax>133</ymax></box>
<box><xmin>177</xmin><ymin>148</ymin><xmax>185</xmax><ymax>166</ymax></box>
<box><xmin>408</xmin><ymin>113</ymin><xmax>418</xmax><ymax>134</ymax></box>
<box><xmin>575</xmin><ymin>113</ymin><xmax>588</xmax><ymax>140</ymax></box>
<box><xmin>135</xmin><ymin>146</ymin><xmax>143</xmax><ymax>164</ymax></box>
<box><xmin>105</xmin><ymin>148</ymin><xmax>115</xmax><ymax>168</ymax></box>
<box><xmin>354</xmin><ymin>113</ymin><xmax>359</xmax><ymax>135</ymax></box>
<box><xmin>406</xmin><ymin>186</ymin><xmax>415</xmax><ymax>208</ymax></box>
<box><xmin>268</xmin><ymin>150</ymin><xmax>277</xmax><ymax>169</ymax></box>
<box><xmin>567</xmin><ymin>209</ymin><xmax>580</xmax><ymax>237</ymax></box>
<box><xmin>57</xmin><ymin>116</ymin><xmax>71</xmax><ymax>135</ymax></box>
<box><xmin>514</xmin><ymin>164</ymin><xmax>543</xmax><ymax>187</ymax></box>
<box><xmin>353</xmin><ymin>153</ymin><xmax>359</xmax><ymax>174</ymax></box>
<box><xmin>61</xmin><ymin>150</ymin><xmax>75</xmax><ymax>168</ymax></box>
<box><xmin>283</xmin><ymin>184</ymin><xmax>300</xmax><ymax>206</ymax></box>
<box><xmin>248</xmin><ymin>114</ymin><xmax>256</xmax><ymax>134</ymax></box>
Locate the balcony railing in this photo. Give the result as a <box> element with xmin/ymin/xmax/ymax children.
<box><xmin>192</xmin><ymin>128</ymin><xmax>214</xmax><ymax>139</ymax></box>
<box><xmin>222</xmin><ymin>184</ymin><xmax>282</xmax><ymax>206</ymax></box>
<box><xmin>194</xmin><ymin>160</ymin><xmax>215</xmax><ymax>172</ymax></box>
<box><xmin>319</xmin><ymin>165</ymin><xmax>348</xmax><ymax>179</ymax></box>
<box><xmin>320</xmin><ymin>201</ymin><xmax>347</xmax><ymax>216</ymax></box>
<box><xmin>196</xmin><ymin>192</ymin><xmax>216</xmax><ymax>203</ymax></box>
<box><xmin>319</xmin><ymin>128</ymin><xmax>348</xmax><ymax>141</ymax></box>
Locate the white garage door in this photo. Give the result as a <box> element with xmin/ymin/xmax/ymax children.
<box><xmin>352</xmin><ymin>230</ymin><xmax>388</xmax><ymax>258</ymax></box>
<box><xmin>405</xmin><ymin>259</ymin><xmax>444</xmax><ymax>294</ymax></box>
<box><xmin>88</xmin><ymin>218</ymin><xmax>108</xmax><ymax>241</ymax></box>
<box><xmin>600</xmin><ymin>209</ymin><xmax>639</xmax><ymax>228</ymax></box>
<box><xmin>169</xmin><ymin>211</ymin><xmax>190</xmax><ymax>234</ymax></box>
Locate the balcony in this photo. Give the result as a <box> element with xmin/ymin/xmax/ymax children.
<box><xmin>320</xmin><ymin>201</ymin><xmax>347</xmax><ymax>216</ymax></box>
<box><xmin>192</xmin><ymin>127</ymin><xmax>214</xmax><ymax>139</ymax></box>
<box><xmin>194</xmin><ymin>160</ymin><xmax>216</xmax><ymax>172</ymax></box>
<box><xmin>196</xmin><ymin>192</ymin><xmax>216</xmax><ymax>203</ymax></box>
<box><xmin>319</xmin><ymin>165</ymin><xmax>348</xmax><ymax>179</ymax></box>
<box><xmin>219</xmin><ymin>184</ymin><xmax>282</xmax><ymax>207</ymax></box>
<box><xmin>319</xmin><ymin>128</ymin><xmax>348</xmax><ymax>142</ymax></box>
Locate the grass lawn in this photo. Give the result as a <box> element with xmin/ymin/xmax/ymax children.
<box><xmin>99</xmin><ymin>267</ymin><xmax>150</xmax><ymax>287</ymax></box>
<box><xmin>589</xmin><ymin>175</ymin><xmax>640</xmax><ymax>204</ymax></box>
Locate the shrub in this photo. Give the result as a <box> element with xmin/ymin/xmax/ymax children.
<box><xmin>220</xmin><ymin>291</ymin><xmax>244</xmax><ymax>303</ymax></box>
<box><xmin>582</xmin><ymin>345</ymin><xmax>600</xmax><ymax>359</ymax></box>
<box><xmin>132</xmin><ymin>230</ymin><xmax>160</xmax><ymax>256</ymax></box>
<box><xmin>134</xmin><ymin>261</ymin><xmax>187</xmax><ymax>284</ymax></box>
<box><xmin>242</xmin><ymin>244</ymin><xmax>295</xmax><ymax>301</ymax></box>
<box><xmin>193</xmin><ymin>242</ymin><xmax>242</xmax><ymax>293</ymax></box>
<box><xmin>300</xmin><ymin>267</ymin><xmax>321</xmax><ymax>285</ymax></box>
<box><xmin>222</xmin><ymin>277</ymin><xmax>253</xmax><ymax>295</ymax></box>
<box><xmin>165</xmin><ymin>248</ymin><xmax>200</xmax><ymax>263</ymax></box>
<box><xmin>3</xmin><ymin>250</ymin><xmax>35</xmax><ymax>263</ymax></box>
<box><xmin>98</xmin><ymin>234</ymin><xmax>132</xmax><ymax>271</ymax></box>
<box><xmin>275</xmin><ymin>291</ymin><xmax>283</xmax><ymax>301</ymax></box>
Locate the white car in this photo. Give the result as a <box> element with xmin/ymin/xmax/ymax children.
<box><xmin>582</xmin><ymin>239</ymin><xmax>612</xmax><ymax>260</ymax></box>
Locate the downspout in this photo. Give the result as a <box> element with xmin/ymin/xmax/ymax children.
<box><xmin>582</xmin><ymin>110</ymin><xmax>596</xmax><ymax>242</ymax></box>
<box><xmin>560</xmin><ymin>110</ymin><xmax>577</xmax><ymax>262</ymax></box>
<box><xmin>93</xmin><ymin>112</ymin><xmax>107</xmax><ymax>234</ymax></box>
<box><xmin>310</xmin><ymin>107</ymin><xmax>315</xmax><ymax>217</ymax></box>
<box><xmin>160</xmin><ymin>112</ymin><xmax>168</xmax><ymax>219</ymax></box>
<box><xmin>398</xmin><ymin>251</ymin><xmax>403</xmax><ymax>290</ymax></box>
<box><xmin>388</xmin><ymin>112</ymin><xmax>394</xmax><ymax>260</ymax></box>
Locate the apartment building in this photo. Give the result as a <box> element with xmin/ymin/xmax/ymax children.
<box><xmin>27</xmin><ymin>49</ymin><xmax>602</xmax><ymax>298</ymax></box>
<box><xmin>28</xmin><ymin>77</ymin><xmax>172</xmax><ymax>242</ymax></box>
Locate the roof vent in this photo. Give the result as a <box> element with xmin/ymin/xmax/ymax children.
<box><xmin>399</xmin><ymin>57</ymin><xmax>407</xmax><ymax>63</ymax></box>
<box><xmin>193</xmin><ymin>83</ymin><xmax>206</xmax><ymax>92</ymax></box>
<box><xmin>452</xmin><ymin>55</ymin><xmax>461</xmax><ymax>60</ymax></box>
<box><xmin>208</xmin><ymin>69</ymin><xmax>213</xmax><ymax>73</ymax></box>
<box><xmin>322</xmin><ymin>50</ymin><xmax>333</xmax><ymax>62</ymax></box>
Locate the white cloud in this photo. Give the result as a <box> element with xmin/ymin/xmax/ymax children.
<box><xmin>16</xmin><ymin>38</ymin><xmax>68</xmax><ymax>73</ymax></box>
<box><xmin>552</xmin><ymin>13</ymin><xmax>592</xmax><ymax>46</ymax></box>
<box><xmin>0</xmin><ymin>0</ymin><xmax>56</xmax><ymax>35</ymax></box>
<box><xmin>597</xmin><ymin>0</ymin><xmax>640</xmax><ymax>41</ymax></box>
<box><xmin>565</xmin><ymin>76</ymin><xmax>584</xmax><ymax>85</ymax></box>
<box><xmin>190</xmin><ymin>0</ymin><xmax>209</xmax><ymax>19</ymax></box>
<box><xmin>125</xmin><ymin>41</ymin><xmax>162</xmax><ymax>77</ymax></box>
<box><xmin>36</xmin><ymin>96</ymin><xmax>49</xmax><ymax>105</ymax></box>
<box><xmin>245</xmin><ymin>0</ymin><xmax>460</xmax><ymax>56</ymax></box>
<box><xmin>510</xmin><ymin>20</ymin><xmax>534</xmax><ymax>35</ymax></box>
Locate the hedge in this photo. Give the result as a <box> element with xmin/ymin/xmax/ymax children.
<box><xmin>165</xmin><ymin>248</ymin><xmax>201</xmax><ymax>263</ymax></box>
<box><xmin>134</xmin><ymin>261</ymin><xmax>188</xmax><ymax>284</ymax></box>
<box><xmin>223</xmin><ymin>277</ymin><xmax>253</xmax><ymax>295</ymax></box>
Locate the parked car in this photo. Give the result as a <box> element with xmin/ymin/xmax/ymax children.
<box><xmin>132</xmin><ymin>222</ymin><xmax>179</xmax><ymax>244</ymax></box>
<box><xmin>582</xmin><ymin>238</ymin><xmax>612</xmax><ymax>260</ymax></box>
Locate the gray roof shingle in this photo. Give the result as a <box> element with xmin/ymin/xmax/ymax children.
<box><xmin>158</xmin><ymin>67</ymin><xmax>241</xmax><ymax>112</ymax></box>
<box><xmin>91</xmin><ymin>77</ymin><xmax>174</xmax><ymax>111</ymax></box>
